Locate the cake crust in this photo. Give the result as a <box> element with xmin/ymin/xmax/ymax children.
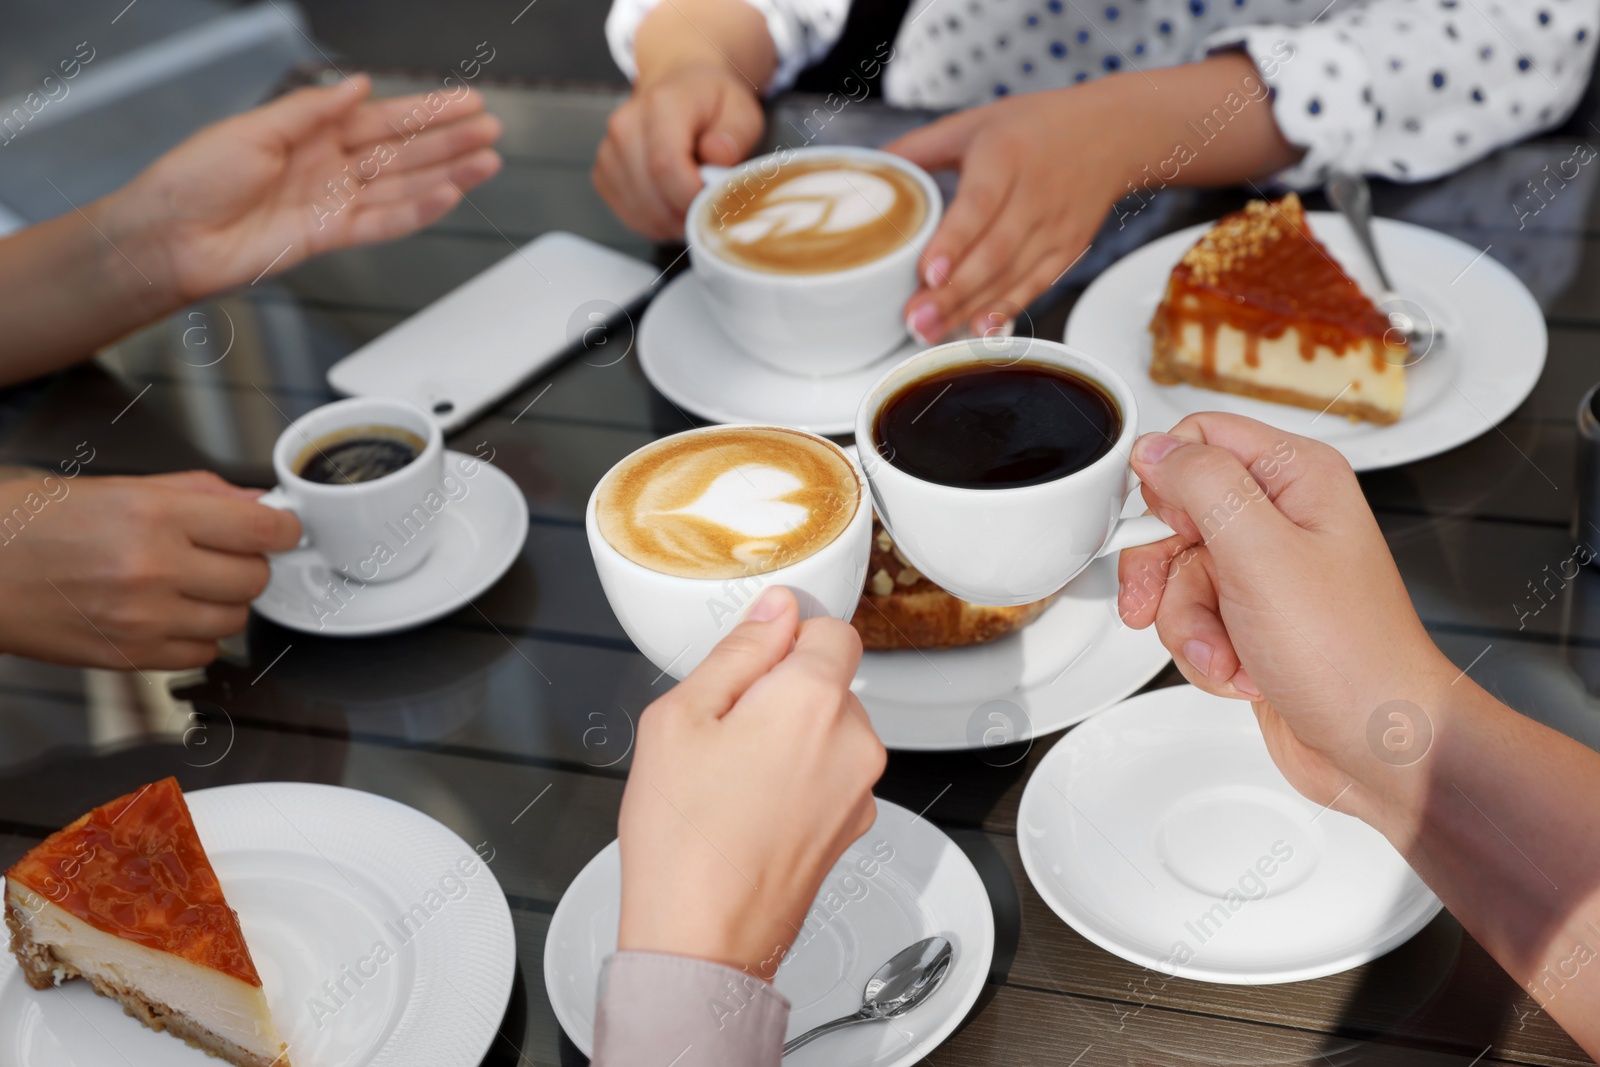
<box><xmin>850</xmin><ymin>520</ymin><xmax>1054</xmax><ymax>650</ymax></box>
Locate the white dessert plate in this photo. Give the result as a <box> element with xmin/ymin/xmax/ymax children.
<box><xmin>1018</xmin><ymin>685</ymin><xmax>1442</xmax><ymax>984</ymax></box>
<box><xmin>638</xmin><ymin>271</ymin><xmax>919</xmax><ymax>434</ymax></box>
<box><xmin>853</xmin><ymin>552</ymin><xmax>1170</xmax><ymax>752</ymax></box>
<box><xmin>544</xmin><ymin>799</ymin><xmax>995</xmax><ymax>1067</ymax></box>
<box><xmin>1065</xmin><ymin>211</ymin><xmax>1546</xmax><ymax>472</ymax></box>
<box><xmin>253</xmin><ymin>451</ymin><xmax>529</xmax><ymax>636</ymax></box>
<box><xmin>0</xmin><ymin>782</ymin><xmax>516</xmax><ymax>1067</ymax></box>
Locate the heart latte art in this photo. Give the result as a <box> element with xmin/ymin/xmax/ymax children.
<box><xmin>702</xmin><ymin>158</ymin><xmax>928</xmax><ymax>274</ymax></box>
<box><xmin>595</xmin><ymin>427</ymin><xmax>861</xmax><ymax>579</ymax></box>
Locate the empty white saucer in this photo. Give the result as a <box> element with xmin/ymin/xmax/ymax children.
<box><xmin>638</xmin><ymin>271</ymin><xmax>918</xmax><ymax>434</ymax></box>
<box><xmin>252</xmin><ymin>451</ymin><xmax>528</xmax><ymax>636</ymax></box>
<box><xmin>1017</xmin><ymin>685</ymin><xmax>1441</xmax><ymax>984</ymax></box>
<box><xmin>543</xmin><ymin>799</ymin><xmax>994</xmax><ymax>1067</ymax></box>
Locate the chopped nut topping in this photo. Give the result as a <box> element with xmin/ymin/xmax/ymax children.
<box><xmin>875</xmin><ymin>529</ymin><xmax>893</xmax><ymax>552</ymax></box>
<box><xmin>869</xmin><ymin>568</ymin><xmax>894</xmax><ymax>597</ymax></box>
<box><xmin>895</xmin><ymin>566</ymin><xmax>921</xmax><ymax>586</ymax></box>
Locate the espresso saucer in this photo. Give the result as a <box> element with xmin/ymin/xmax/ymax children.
<box><xmin>252</xmin><ymin>451</ymin><xmax>528</xmax><ymax>637</ymax></box>
<box><xmin>637</xmin><ymin>271</ymin><xmax>919</xmax><ymax>434</ymax></box>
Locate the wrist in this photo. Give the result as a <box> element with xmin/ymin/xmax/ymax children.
<box><xmin>1333</xmin><ymin>649</ymin><xmax>1487</xmax><ymax>840</ymax></box>
<box><xmin>86</xmin><ymin>188</ymin><xmax>186</xmax><ymax>317</ymax></box>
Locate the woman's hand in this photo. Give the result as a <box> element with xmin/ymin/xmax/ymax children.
<box><xmin>106</xmin><ymin>75</ymin><xmax>503</xmax><ymax>304</ymax></box>
<box><xmin>0</xmin><ymin>470</ymin><xmax>300</xmax><ymax>669</ymax></box>
<box><xmin>594</xmin><ymin>0</ymin><xmax>775</xmax><ymax>240</ymax></box>
<box><xmin>594</xmin><ymin>63</ymin><xmax>765</xmax><ymax>240</ymax></box>
<box><xmin>616</xmin><ymin>586</ymin><xmax>886</xmax><ymax>976</ymax></box>
<box><xmin>1116</xmin><ymin>414</ymin><xmax>1455</xmax><ymax>821</ymax></box>
<box><xmin>886</xmin><ymin>84</ymin><xmax>1136</xmax><ymax>342</ymax></box>
<box><xmin>887</xmin><ymin>54</ymin><xmax>1300</xmax><ymax>342</ymax></box>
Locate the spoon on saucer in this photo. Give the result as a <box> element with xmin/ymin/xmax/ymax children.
<box><xmin>1325</xmin><ymin>171</ymin><xmax>1442</xmax><ymax>354</ymax></box>
<box><xmin>782</xmin><ymin>935</ymin><xmax>953</xmax><ymax>1056</ymax></box>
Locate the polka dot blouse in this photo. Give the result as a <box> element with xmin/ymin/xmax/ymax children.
<box><xmin>606</xmin><ymin>0</ymin><xmax>1600</xmax><ymax>187</ymax></box>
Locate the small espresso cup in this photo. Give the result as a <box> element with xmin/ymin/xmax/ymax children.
<box><xmin>260</xmin><ymin>397</ymin><xmax>445</xmax><ymax>583</ymax></box>
<box><xmin>687</xmin><ymin>145</ymin><xmax>942</xmax><ymax>376</ymax></box>
<box><xmin>855</xmin><ymin>338</ymin><xmax>1174</xmax><ymax>606</ymax></box>
<box><xmin>586</xmin><ymin>424</ymin><xmax>873</xmax><ymax>680</ymax></box>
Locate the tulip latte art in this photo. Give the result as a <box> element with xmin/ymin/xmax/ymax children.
<box><xmin>595</xmin><ymin>427</ymin><xmax>861</xmax><ymax>579</ymax></box>
<box><xmin>702</xmin><ymin>158</ymin><xmax>928</xmax><ymax>274</ymax></box>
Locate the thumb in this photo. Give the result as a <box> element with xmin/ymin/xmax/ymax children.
<box><xmin>1129</xmin><ymin>431</ymin><xmax>1298</xmax><ymax>565</ymax></box>
<box><xmin>695</xmin><ymin>82</ymin><xmax>764</xmax><ymax>166</ymax></box>
<box><xmin>251</xmin><ymin>74</ymin><xmax>371</xmax><ymax>144</ymax></box>
<box><xmin>883</xmin><ymin>108</ymin><xmax>984</xmax><ymax>172</ymax></box>
<box><xmin>669</xmin><ymin>586</ymin><xmax>799</xmax><ymax>718</ymax></box>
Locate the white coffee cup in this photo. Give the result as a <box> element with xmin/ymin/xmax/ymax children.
<box><xmin>260</xmin><ymin>397</ymin><xmax>446</xmax><ymax>583</ymax></box>
<box><xmin>855</xmin><ymin>338</ymin><xmax>1174</xmax><ymax>606</ymax></box>
<box><xmin>687</xmin><ymin>145</ymin><xmax>942</xmax><ymax>376</ymax></box>
<box><xmin>586</xmin><ymin>425</ymin><xmax>873</xmax><ymax>680</ymax></box>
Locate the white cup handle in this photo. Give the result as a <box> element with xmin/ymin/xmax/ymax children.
<box><xmin>699</xmin><ymin>164</ymin><xmax>733</xmax><ymax>188</ymax></box>
<box><xmin>1096</xmin><ymin>513</ymin><xmax>1177</xmax><ymax>557</ymax></box>
<box><xmin>257</xmin><ymin>488</ymin><xmax>311</xmax><ymax>551</ymax></box>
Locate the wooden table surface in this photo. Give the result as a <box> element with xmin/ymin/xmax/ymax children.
<box><xmin>0</xmin><ymin>72</ymin><xmax>1596</xmax><ymax>1067</ymax></box>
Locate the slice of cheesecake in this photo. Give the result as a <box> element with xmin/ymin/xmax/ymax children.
<box><xmin>5</xmin><ymin>778</ymin><xmax>290</xmax><ymax>1067</ymax></box>
<box><xmin>1148</xmin><ymin>193</ymin><xmax>1407</xmax><ymax>425</ymax></box>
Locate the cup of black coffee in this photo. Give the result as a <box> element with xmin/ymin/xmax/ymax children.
<box><xmin>260</xmin><ymin>397</ymin><xmax>445</xmax><ymax>583</ymax></box>
<box><xmin>855</xmin><ymin>338</ymin><xmax>1173</xmax><ymax>605</ymax></box>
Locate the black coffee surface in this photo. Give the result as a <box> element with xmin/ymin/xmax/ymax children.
<box><xmin>297</xmin><ymin>431</ymin><xmax>422</xmax><ymax>485</ymax></box>
<box><xmin>874</xmin><ymin>362</ymin><xmax>1121</xmax><ymax>489</ymax></box>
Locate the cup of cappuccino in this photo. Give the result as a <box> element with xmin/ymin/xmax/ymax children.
<box><xmin>259</xmin><ymin>396</ymin><xmax>447</xmax><ymax>583</ymax></box>
<box><xmin>587</xmin><ymin>424</ymin><xmax>872</xmax><ymax>680</ymax></box>
<box><xmin>688</xmin><ymin>146</ymin><xmax>941</xmax><ymax>376</ymax></box>
<box><xmin>856</xmin><ymin>338</ymin><xmax>1175</xmax><ymax>606</ymax></box>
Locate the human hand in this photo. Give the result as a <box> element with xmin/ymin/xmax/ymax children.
<box><xmin>616</xmin><ymin>586</ymin><xmax>886</xmax><ymax>976</ymax></box>
<box><xmin>593</xmin><ymin>63</ymin><xmax>764</xmax><ymax>240</ymax></box>
<box><xmin>1116</xmin><ymin>414</ymin><xmax>1455</xmax><ymax>818</ymax></box>
<box><xmin>886</xmin><ymin>82</ymin><xmax>1139</xmax><ymax>342</ymax></box>
<box><xmin>0</xmin><ymin>470</ymin><xmax>301</xmax><ymax>669</ymax></box>
<box><xmin>103</xmin><ymin>75</ymin><xmax>502</xmax><ymax>304</ymax></box>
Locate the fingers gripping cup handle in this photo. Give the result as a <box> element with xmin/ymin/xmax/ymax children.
<box><xmin>257</xmin><ymin>489</ymin><xmax>311</xmax><ymax>552</ymax></box>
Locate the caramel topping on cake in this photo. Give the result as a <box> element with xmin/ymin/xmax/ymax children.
<box><xmin>6</xmin><ymin>778</ymin><xmax>263</xmax><ymax>987</ymax></box>
<box><xmin>1169</xmin><ymin>193</ymin><xmax>1397</xmax><ymax>363</ymax></box>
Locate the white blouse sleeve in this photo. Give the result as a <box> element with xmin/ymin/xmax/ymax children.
<box><xmin>605</xmin><ymin>0</ymin><xmax>852</xmax><ymax>93</ymax></box>
<box><xmin>1203</xmin><ymin>0</ymin><xmax>1600</xmax><ymax>188</ymax></box>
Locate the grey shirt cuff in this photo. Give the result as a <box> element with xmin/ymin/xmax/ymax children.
<box><xmin>592</xmin><ymin>951</ymin><xmax>791</xmax><ymax>1067</ymax></box>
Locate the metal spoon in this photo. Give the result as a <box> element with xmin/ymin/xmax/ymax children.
<box><xmin>1325</xmin><ymin>171</ymin><xmax>1441</xmax><ymax>353</ymax></box>
<box><xmin>782</xmin><ymin>936</ymin><xmax>954</xmax><ymax>1056</ymax></box>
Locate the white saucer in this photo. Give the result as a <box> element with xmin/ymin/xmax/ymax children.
<box><xmin>544</xmin><ymin>799</ymin><xmax>995</xmax><ymax>1067</ymax></box>
<box><xmin>638</xmin><ymin>271</ymin><xmax>918</xmax><ymax>434</ymax></box>
<box><xmin>1065</xmin><ymin>211</ymin><xmax>1546</xmax><ymax>472</ymax></box>
<box><xmin>252</xmin><ymin>451</ymin><xmax>529</xmax><ymax>636</ymax></box>
<box><xmin>0</xmin><ymin>783</ymin><xmax>516</xmax><ymax>1067</ymax></box>
<box><xmin>853</xmin><ymin>553</ymin><xmax>1170</xmax><ymax>752</ymax></box>
<box><xmin>1018</xmin><ymin>686</ymin><xmax>1442</xmax><ymax>985</ymax></box>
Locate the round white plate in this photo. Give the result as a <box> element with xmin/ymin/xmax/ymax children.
<box><xmin>1018</xmin><ymin>686</ymin><xmax>1442</xmax><ymax>984</ymax></box>
<box><xmin>253</xmin><ymin>451</ymin><xmax>529</xmax><ymax>636</ymax></box>
<box><xmin>853</xmin><ymin>552</ymin><xmax>1170</xmax><ymax>752</ymax></box>
<box><xmin>638</xmin><ymin>271</ymin><xmax>919</xmax><ymax>434</ymax></box>
<box><xmin>543</xmin><ymin>799</ymin><xmax>995</xmax><ymax>1067</ymax></box>
<box><xmin>1065</xmin><ymin>211</ymin><xmax>1546</xmax><ymax>471</ymax></box>
<box><xmin>0</xmin><ymin>782</ymin><xmax>516</xmax><ymax>1067</ymax></box>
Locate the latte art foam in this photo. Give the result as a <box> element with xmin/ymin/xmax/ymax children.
<box><xmin>703</xmin><ymin>158</ymin><xmax>927</xmax><ymax>274</ymax></box>
<box><xmin>596</xmin><ymin>427</ymin><xmax>860</xmax><ymax>579</ymax></box>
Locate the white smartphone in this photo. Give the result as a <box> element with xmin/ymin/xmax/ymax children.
<box><xmin>326</xmin><ymin>231</ymin><xmax>659</xmax><ymax>433</ymax></box>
